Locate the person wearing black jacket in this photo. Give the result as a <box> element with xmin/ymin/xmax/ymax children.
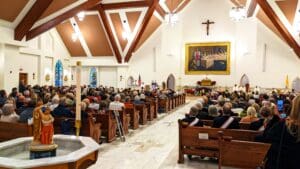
<box><xmin>254</xmin><ymin>106</ymin><xmax>280</xmax><ymax>142</ymax></box>
<box><xmin>264</xmin><ymin>95</ymin><xmax>300</xmax><ymax>169</ymax></box>
<box><xmin>212</xmin><ymin>103</ymin><xmax>240</xmax><ymax>129</ymax></box>
<box><xmin>182</xmin><ymin>106</ymin><xmax>203</xmax><ymax>127</ymax></box>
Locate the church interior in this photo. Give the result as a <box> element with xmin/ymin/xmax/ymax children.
<box><xmin>0</xmin><ymin>0</ymin><xmax>299</xmax><ymax>168</ymax></box>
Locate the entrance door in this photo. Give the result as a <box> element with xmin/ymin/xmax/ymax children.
<box><xmin>167</xmin><ymin>74</ymin><xmax>175</xmax><ymax>90</ymax></box>
<box><xmin>19</xmin><ymin>73</ymin><xmax>28</xmax><ymax>86</ymax></box>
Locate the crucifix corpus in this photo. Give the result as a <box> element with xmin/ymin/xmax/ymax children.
<box><xmin>202</xmin><ymin>19</ymin><xmax>215</xmax><ymax>36</ymax></box>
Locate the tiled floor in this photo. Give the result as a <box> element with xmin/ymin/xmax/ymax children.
<box><xmin>89</xmin><ymin>100</ymin><xmax>232</xmax><ymax>169</ymax></box>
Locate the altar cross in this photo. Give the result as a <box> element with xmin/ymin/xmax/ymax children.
<box><xmin>202</xmin><ymin>19</ymin><xmax>215</xmax><ymax>36</ymax></box>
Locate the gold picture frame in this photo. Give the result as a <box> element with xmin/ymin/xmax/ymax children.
<box><xmin>185</xmin><ymin>42</ymin><xmax>231</xmax><ymax>75</ymax></box>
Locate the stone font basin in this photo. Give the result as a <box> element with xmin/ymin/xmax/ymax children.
<box><xmin>0</xmin><ymin>135</ymin><xmax>100</xmax><ymax>169</ymax></box>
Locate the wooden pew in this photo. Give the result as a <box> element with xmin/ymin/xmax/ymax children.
<box><xmin>53</xmin><ymin>116</ymin><xmax>102</xmax><ymax>142</ymax></box>
<box><xmin>95</xmin><ymin>111</ymin><xmax>117</xmax><ymax>143</ymax></box>
<box><xmin>134</xmin><ymin>104</ymin><xmax>148</xmax><ymax>125</ymax></box>
<box><xmin>158</xmin><ymin>98</ymin><xmax>169</xmax><ymax>113</ymax></box>
<box><xmin>53</xmin><ymin>117</ymin><xmax>75</xmax><ymax>134</ymax></box>
<box><xmin>0</xmin><ymin>122</ymin><xmax>33</xmax><ymax>142</ymax></box>
<box><xmin>177</xmin><ymin>120</ymin><xmax>262</xmax><ymax>164</ymax></box>
<box><xmin>145</xmin><ymin>102</ymin><xmax>154</xmax><ymax>121</ymax></box>
<box><xmin>168</xmin><ymin>98</ymin><xmax>173</xmax><ymax>111</ymax></box>
<box><xmin>218</xmin><ymin>132</ymin><xmax>270</xmax><ymax>169</ymax></box>
<box><xmin>183</xmin><ymin>93</ymin><xmax>186</xmax><ymax>104</ymax></box>
<box><xmin>80</xmin><ymin>115</ymin><xmax>102</xmax><ymax>143</ymax></box>
<box><xmin>152</xmin><ymin>98</ymin><xmax>158</xmax><ymax>118</ymax></box>
<box><xmin>239</xmin><ymin>122</ymin><xmax>251</xmax><ymax>130</ymax></box>
<box><xmin>118</xmin><ymin>110</ymin><xmax>130</xmax><ymax>135</ymax></box>
<box><xmin>173</xmin><ymin>96</ymin><xmax>177</xmax><ymax>108</ymax></box>
<box><xmin>175</xmin><ymin>95</ymin><xmax>179</xmax><ymax>107</ymax></box>
<box><xmin>202</xmin><ymin>120</ymin><xmax>213</xmax><ymax>127</ymax></box>
<box><xmin>178</xmin><ymin>95</ymin><xmax>182</xmax><ymax>105</ymax></box>
<box><xmin>125</xmin><ymin>107</ymin><xmax>139</xmax><ymax>130</ymax></box>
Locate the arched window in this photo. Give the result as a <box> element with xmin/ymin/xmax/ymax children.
<box><xmin>90</xmin><ymin>67</ymin><xmax>97</xmax><ymax>88</ymax></box>
<box><xmin>55</xmin><ymin>60</ymin><xmax>63</xmax><ymax>87</ymax></box>
<box><xmin>167</xmin><ymin>74</ymin><xmax>176</xmax><ymax>90</ymax></box>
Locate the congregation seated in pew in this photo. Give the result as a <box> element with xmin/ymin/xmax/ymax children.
<box><xmin>0</xmin><ymin>103</ymin><xmax>19</xmax><ymax>123</ymax></box>
<box><xmin>179</xmin><ymin>88</ymin><xmax>300</xmax><ymax>169</ymax></box>
<box><xmin>0</xmin><ymin>84</ymin><xmax>186</xmax><ymax>144</ymax></box>
<box><xmin>212</xmin><ymin>103</ymin><xmax>240</xmax><ymax>129</ymax></box>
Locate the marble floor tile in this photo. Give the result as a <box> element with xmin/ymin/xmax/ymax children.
<box><xmin>89</xmin><ymin>100</ymin><xmax>234</xmax><ymax>169</ymax></box>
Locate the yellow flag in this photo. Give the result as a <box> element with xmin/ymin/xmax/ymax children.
<box><xmin>285</xmin><ymin>75</ymin><xmax>289</xmax><ymax>89</ymax></box>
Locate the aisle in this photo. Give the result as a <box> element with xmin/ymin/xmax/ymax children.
<box><xmin>89</xmin><ymin>99</ymin><xmax>222</xmax><ymax>169</ymax></box>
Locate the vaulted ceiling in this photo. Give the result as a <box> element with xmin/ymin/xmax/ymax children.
<box><xmin>0</xmin><ymin>0</ymin><xmax>299</xmax><ymax>62</ymax></box>
<box><xmin>0</xmin><ymin>0</ymin><xmax>190</xmax><ymax>63</ymax></box>
<box><xmin>231</xmin><ymin>0</ymin><xmax>300</xmax><ymax>58</ymax></box>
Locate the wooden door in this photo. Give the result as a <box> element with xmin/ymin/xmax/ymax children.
<box><xmin>19</xmin><ymin>73</ymin><xmax>28</xmax><ymax>85</ymax></box>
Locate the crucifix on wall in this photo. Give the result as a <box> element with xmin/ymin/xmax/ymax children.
<box><xmin>202</xmin><ymin>19</ymin><xmax>215</xmax><ymax>36</ymax></box>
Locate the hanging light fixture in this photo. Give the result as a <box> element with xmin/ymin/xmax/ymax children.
<box><xmin>164</xmin><ymin>0</ymin><xmax>179</xmax><ymax>26</ymax></box>
<box><xmin>72</xmin><ymin>32</ymin><xmax>78</xmax><ymax>42</ymax></box>
<box><xmin>77</xmin><ymin>11</ymin><xmax>85</xmax><ymax>21</ymax></box>
<box><xmin>229</xmin><ymin>6</ymin><xmax>246</xmax><ymax>21</ymax></box>
<box><xmin>165</xmin><ymin>13</ymin><xmax>178</xmax><ymax>26</ymax></box>
<box><xmin>122</xmin><ymin>20</ymin><xmax>132</xmax><ymax>40</ymax></box>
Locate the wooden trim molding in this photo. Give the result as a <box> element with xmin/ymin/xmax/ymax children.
<box><xmin>14</xmin><ymin>0</ymin><xmax>53</xmax><ymax>41</ymax></box>
<box><xmin>98</xmin><ymin>5</ymin><xmax>122</xmax><ymax>63</ymax></box>
<box><xmin>247</xmin><ymin>0</ymin><xmax>257</xmax><ymax>17</ymax></box>
<box><xmin>124</xmin><ymin>0</ymin><xmax>159</xmax><ymax>62</ymax></box>
<box><xmin>102</xmin><ymin>1</ymin><xmax>150</xmax><ymax>10</ymax></box>
<box><xmin>26</xmin><ymin>0</ymin><xmax>101</xmax><ymax>41</ymax></box>
<box><xmin>257</xmin><ymin>0</ymin><xmax>300</xmax><ymax>58</ymax></box>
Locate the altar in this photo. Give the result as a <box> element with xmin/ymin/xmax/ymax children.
<box><xmin>184</xmin><ymin>78</ymin><xmax>216</xmax><ymax>95</ymax></box>
<box><xmin>197</xmin><ymin>78</ymin><xmax>216</xmax><ymax>86</ymax></box>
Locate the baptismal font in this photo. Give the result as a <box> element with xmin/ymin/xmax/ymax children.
<box><xmin>30</xmin><ymin>102</ymin><xmax>57</xmax><ymax>159</ymax></box>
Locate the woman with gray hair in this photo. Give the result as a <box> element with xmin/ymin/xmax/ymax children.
<box><xmin>182</xmin><ymin>106</ymin><xmax>203</xmax><ymax>127</ymax></box>
<box><xmin>207</xmin><ymin>105</ymin><xmax>220</xmax><ymax>120</ymax></box>
<box><xmin>0</xmin><ymin>103</ymin><xmax>19</xmax><ymax>123</ymax></box>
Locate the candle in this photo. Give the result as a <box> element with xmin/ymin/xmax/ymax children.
<box><xmin>75</xmin><ymin>61</ymin><xmax>81</xmax><ymax>136</ymax></box>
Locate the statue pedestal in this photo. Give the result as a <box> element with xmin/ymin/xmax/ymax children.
<box><xmin>29</xmin><ymin>144</ymin><xmax>58</xmax><ymax>159</ymax></box>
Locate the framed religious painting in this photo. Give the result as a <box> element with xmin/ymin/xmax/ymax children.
<box><xmin>185</xmin><ymin>42</ymin><xmax>231</xmax><ymax>75</ymax></box>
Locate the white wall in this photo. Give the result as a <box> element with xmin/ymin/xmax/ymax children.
<box><xmin>126</xmin><ymin>0</ymin><xmax>300</xmax><ymax>89</ymax></box>
<box><xmin>254</xmin><ymin>21</ymin><xmax>300</xmax><ymax>88</ymax></box>
<box><xmin>0</xmin><ymin>25</ymin><xmax>71</xmax><ymax>91</ymax></box>
<box><xmin>70</xmin><ymin>66</ymin><xmax>128</xmax><ymax>89</ymax></box>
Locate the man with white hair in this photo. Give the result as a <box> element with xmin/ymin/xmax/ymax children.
<box><xmin>109</xmin><ymin>94</ymin><xmax>124</xmax><ymax>111</ymax></box>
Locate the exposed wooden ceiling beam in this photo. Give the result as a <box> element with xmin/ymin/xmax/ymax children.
<box><xmin>98</xmin><ymin>5</ymin><xmax>122</xmax><ymax>63</ymax></box>
<box><xmin>247</xmin><ymin>0</ymin><xmax>257</xmax><ymax>17</ymax></box>
<box><xmin>231</xmin><ymin>0</ymin><xmax>242</xmax><ymax>7</ymax></box>
<box><xmin>102</xmin><ymin>1</ymin><xmax>150</xmax><ymax>10</ymax></box>
<box><xmin>14</xmin><ymin>0</ymin><xmax>53</xmax><ymax>41</ymax></box>
<box><xmin>174</xmin><ymin>0</ymin><xmax>191</xmax><ymax>13</ymax></box>
<box><xmin>124</xmin><ymin>0</ymin><xmax>159</xmax><ymax>62</ymax></box>
<box><xmin>257</xmin><ymin>0</ymin><xmax>300</xmax><ymax>58</ymax></box>
<box><xmin>156</xmin><ymin>4</ymin><xmax>167</xmax><ymax>18</ymax></box>
<box><xmin>26</xmin><ymin>0</ymin><xmax>101</xmax><ymax>41</ymax></box>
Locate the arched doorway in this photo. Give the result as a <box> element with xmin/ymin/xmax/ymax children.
<box><xmin>55</xmin><ymin>60</ymin><xmax>63</xmax><ymax>87</ymax></box>
<box><xmin>89</xmin><ymin>67</ymin><xmax>97</xmax><ymax>88</ymax></box>
<box><xmin>292</xmin><ymin>77</ymin><xmax>300</xmax><ymax>92</ymax></box>
<box><xmin>240</xmin><ymin>74</ymin><xmax>250</xmax><ymax>92</ymax></box>
<box><xmin>167</xmin><ymin>74</ymin><xmax>175</xmax><ymax>90</ymax></box>
<box><xmin>127</xmin><ymin>76</ymin><xmax>134</xmax><ymax>88</ymax></box>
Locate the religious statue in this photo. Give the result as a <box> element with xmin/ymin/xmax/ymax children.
<box><xmin>40</xmin><ymin>107</ymin><xmax>54</xmax><ymax>144</ymax></box>
<box><xmin>32</xmin><ymin>103</ymin><xmax>43</xmax><ymax>145</ymax></box>
<box><xmin>30</xmin><ymin>104</ymin><xmax>57</xmax><ymax>159</ymax></box>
